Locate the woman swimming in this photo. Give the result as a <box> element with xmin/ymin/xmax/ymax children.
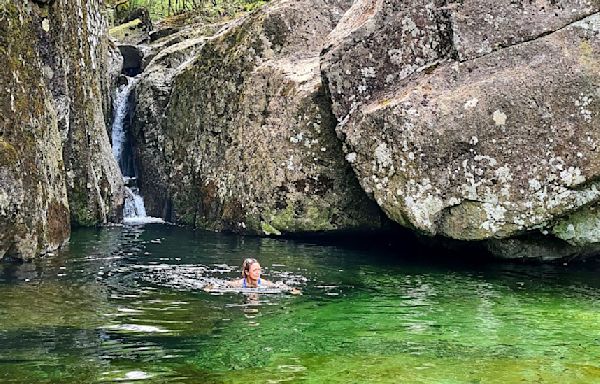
<box><xmin>229</xmin><ymin>258</ymin><xmax>274</xmax><ymax>288</ymax></box>
<box><xmin>205</xmin><ymin>257</ymin><xmax>301</xmax><ymax>294</ymax></box>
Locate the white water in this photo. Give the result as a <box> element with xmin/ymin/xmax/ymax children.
<box><xmin>111</xmin><ymin>77</ymin><xmax>139</xmax><ymax>162</ymax></box>
<box><xmin>111</xmin><ymin>77</ymin><xmax>164</xmax><ymax>224</ymax></box>
<box><xmin>123</xmin><ymin>186</ymin><xmax>163</xmax><ymax>224</ymax></box>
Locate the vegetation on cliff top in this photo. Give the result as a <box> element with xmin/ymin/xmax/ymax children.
<box><xmin>109</xmin><ymin>0</ymin><xmax>270</xmax><ymax>23</ymax></box>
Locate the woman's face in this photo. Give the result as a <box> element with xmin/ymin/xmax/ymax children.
<box><xmin>247</xmin><ymin>262</ymin><xmax>262</xmax><ymax>281</ymax></box>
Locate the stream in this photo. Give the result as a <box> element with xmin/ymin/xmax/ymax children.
<box><xmin>1</xmin><ymin>225</ymin><xmax>599</xmax><ymax>383</ymax></box>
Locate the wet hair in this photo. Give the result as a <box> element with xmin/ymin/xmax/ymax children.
<box><xmin>241</xmin><ymin>258</ymin><xmax>258</xmax><ymax>278</ymax></box>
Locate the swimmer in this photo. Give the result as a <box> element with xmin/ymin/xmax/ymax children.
<box><xmin>229</xmin><ymin>257</ymin><xmax>272</xmax><ymax>288</ymax></box>
<box><xmin>204</xmin><ymin>258</ymin><xmax>301</xmax><ymax>294</ymax></box>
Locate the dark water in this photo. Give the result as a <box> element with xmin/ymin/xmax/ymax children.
<box><xmin>1</xmin><ymin>225</ymin><xmax>599</xmax><ymax>383</ymax></box>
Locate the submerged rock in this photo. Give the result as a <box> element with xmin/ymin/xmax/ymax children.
<box><xmin>0</xmin><ymin>0</ymin><xmax>123</xmax><ymax>260</ymax></box>
<box><xmin>132</xmin><ymin>0</ymin><xmax>384</xmax><ymax>234</ymax></box>
<box><xmin>322</xmin><ymin>1</ymin><xmax>600</xmax><ymax>259</ymax></box>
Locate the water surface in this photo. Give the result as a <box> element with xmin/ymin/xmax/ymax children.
<box><xmin>1</xmin><ymin>225</ymin><xmax>599</xmax><ymax>383</ymax></box>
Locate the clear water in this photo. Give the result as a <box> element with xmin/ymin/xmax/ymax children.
<box><xmin>1</xmin><ymin>225</ymin><xmax>599</xmax><ymax>383</ymax></box>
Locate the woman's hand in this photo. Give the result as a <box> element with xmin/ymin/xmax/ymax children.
<box><xmin>289</xmin><ymin>288</ymin><xmax>302</xmax><ymax>295</ymax></box>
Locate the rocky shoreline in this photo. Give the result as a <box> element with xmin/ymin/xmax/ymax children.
<box><xmin>1</xmin><ymin>0</ymin><xmax>599</xmax><ymax>261</ymax></box>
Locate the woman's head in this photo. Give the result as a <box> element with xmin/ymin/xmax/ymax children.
<box><xmin>241</xmin><ymin>257</ymin><xmax>262</xmax><ymax>281</ymax></box>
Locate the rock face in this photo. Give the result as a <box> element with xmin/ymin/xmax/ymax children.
<box><xmin>322</xmin><ymin>0</ymin><xmax>600</xmax><ymax>259</ymax></box>
<box><xmin>0</xmin><ymin>1</ymin><xmax>123</xmax><ymax>260</ymax></box>
<box><xmin>131</xmin><ymin>22</ymin><xmax>220</xmax><ymax>221</ymax></box>
<box><xmin>132</xmin><ymin>0</ymin><xmax>384</xmax><ymax>234</ymax></box>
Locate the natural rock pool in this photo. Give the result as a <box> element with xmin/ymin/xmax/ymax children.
<box><xmin>1</xmin><ymin>225</ymin><xmax>599</xmax><ymax>383</ymax></box>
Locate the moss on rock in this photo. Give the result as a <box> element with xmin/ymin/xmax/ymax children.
<box><xmin>132</xmin><ymin>0</ymin><xmax>384</xmax><ymax>236</ymax></box>
<box><xmin>0</xmin><ymin>0</ymin><xmax>122</xmax><ymax>260</ymax></box>
<box><xmin>0</xmin><ymin>138</ymin><xmax>18</xmax><ymax>167</ymax></box>
<box><xmin>552</xmin><ymin>205</ymin><xmax>600</xmax><ymax>246</ymax></box>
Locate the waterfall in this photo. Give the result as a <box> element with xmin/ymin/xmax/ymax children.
<box><xmin>123</xmin><ymin>185</ymin><xmax>163</xmax><ymax>224</ymax></box>
<box><xmin>124</xmin><ymin>185</ymin><xmax>147</xmax><ymax>218</ymax></box>
<box><xmin>112</xmin><ymin>77</ymin><xmax>164</xmax><ymax>225</ymax></box>
<box><xmin>112</xmin><ymin>77</ymin><xmax>138</xmax><ymax>164</ymax></box>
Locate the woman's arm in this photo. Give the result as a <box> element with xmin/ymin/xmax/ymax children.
<box><xmin>205</xmin><ymin>279</ymin><xmax>243</xmax><ymax>291</ymax></box>
<box><xmin>271</xmin><ymin>280</ymin><xmax>302</xmax><ymax>295</ymax></box>
<box><xmin>287</xmin><ymin>287</ymin><xmax>302</xmax><ymax>295</ymax></box>
<box><xmin>227</xmin><ymin>279</ymin><xmax>243</xmax><ymax>288</ymax></box>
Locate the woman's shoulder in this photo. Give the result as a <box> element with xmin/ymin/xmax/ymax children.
<box><xmin>260</xmin><ymin>278</ymin><xmax>275</xmax><ymax>287</ymax></box>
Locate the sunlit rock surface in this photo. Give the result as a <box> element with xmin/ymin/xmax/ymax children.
<box><xmin>0</xmin><ymin>0</ymin><xmax>123</xmax><ymax>259</ymax></box>
<box><xmin>132</xmin><ymin>0</ymin><xmax>384</xmax><ymax>234</ymax></box>
<box><xmin>322</xmin><ymin>0</ymin><xmax>600</xmax><ymax>259</ymax></box>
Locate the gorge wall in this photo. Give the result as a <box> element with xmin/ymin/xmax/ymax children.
<box><xmin>132</xmin><ymin>0</ymin><xmax>386</xmax><ymax>235</ymax></box>
<box><xmin>131</xmin><ymin>0</ymin><xmax>599</xmax><ymax>259</ymax></box>
<box><xmin>0</xmin><ymin>0</ymin><xmax>123</xmax><ymax>260</ymax></box>
<box><xmin>2</xmin><ymin>0</ymin><xmax>599</xmax><ymax>261</ymax></box>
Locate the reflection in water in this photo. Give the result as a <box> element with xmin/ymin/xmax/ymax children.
<box><xmin>474</xmin><ymin>282</ymin><xmax>501</xmax><ymax>344</ymax></box>
<box><xmin>0</xmin><ymin>225</ymin><xmax>600</xmax><ymax>383</ymax></box>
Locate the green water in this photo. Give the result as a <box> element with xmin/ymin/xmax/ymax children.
<box><xmin>1</xmin><ymin>225</ymin><xmax>599</xmax><ymax>383</ymax></box>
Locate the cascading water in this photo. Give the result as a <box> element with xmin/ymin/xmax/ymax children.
<box><xmin>111</xmin><ymin>78</ymin><xmax>137</xmax><ymax>164</ymax></box>
<box><xmin>112</xmin><ymin>76</ymin><xmax>163</xmax><ymax>224</ymax></box>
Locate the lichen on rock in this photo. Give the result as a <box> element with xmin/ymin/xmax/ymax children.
<box><xmin>321</xmin><ymin>1</ymin><xmax>600</xmax><ymax>259</ymax></box>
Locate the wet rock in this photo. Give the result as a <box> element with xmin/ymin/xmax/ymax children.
<box><xmin>103</xmin><ymin>39</ymin><xmax>124</xmax><ymax>139</ymax></box>
<box><xmin>131</xmin><ymin>24</ymin><xmax>216</xmax><ymax>221</ymax></box>
<box><xmin>484</xmin><ymin>235</ymin><xmax>600</xmax><ymax>262</ymax></box>
<box><xmin>322</xmin><ymin>1</ymin><xmax>600</xmax><ymax>259</ymax></box>
<box><xmin>132</xmin><ymin>0</ymin><xmax>384</xmax><ymax>234</ymax></box>
<box><xmin>118</xmin><ymin>44</ymin><xmax>144</xmax><ymax>76</ymax></box>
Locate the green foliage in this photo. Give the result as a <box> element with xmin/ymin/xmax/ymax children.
<box><xmin>109</xmin><ymin>0</ymin><xmax>270</xmax><ymax>22</ymax></box>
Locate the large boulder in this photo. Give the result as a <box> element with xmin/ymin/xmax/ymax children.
<box><xmin>450</xmin><ymin>0</ymin><xmax>599</xmax><ymax>61</ymax></box>
<box><xmin>132</xmin><ymin>0</ymin><xmax>384</xmax><ymax>234</ymax></box>
<box><xmin>0</xmin><ymin>0</ymin><xmax>123</xmax><ymax>260</ymax></box>
<box><xmin>322</xmin><ymin>0</ymin><xmax>600</xmax><ymax>259</ymax></box>
<box><xmin>131</xmin><ymin>24</ymin><xmax>222</xmax><ymax>220</ymax></box>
